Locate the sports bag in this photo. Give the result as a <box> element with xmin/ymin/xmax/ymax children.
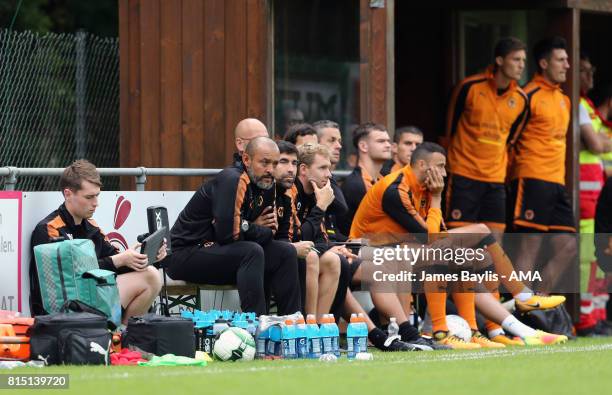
<box><xmin>123</xmin><ymin>314</ymin><xmax>195</xmax><ymax>357</ymax></box>
<box><xmin>33</xmin><ymin>239</ymin><xmax>121</xmax><ymax>327</ymax></box>
<box><xmin>29</xmin><ymin>312</ymin><xmax>111</xmax><ymax>365</ymax></box>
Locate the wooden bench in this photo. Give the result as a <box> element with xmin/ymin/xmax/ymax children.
<box><xmin>158</xmin><ymin>270</ymin><xmax>236</xmax><ymax>312</ymax></box>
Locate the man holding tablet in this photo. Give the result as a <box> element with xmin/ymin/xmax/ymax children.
<box><xmin>30</xmin><ymin>160</ymin><xmax>166</xmax><ymax>324</ymax></box>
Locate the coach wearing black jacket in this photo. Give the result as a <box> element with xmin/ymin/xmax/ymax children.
<box><xmin>167</xmin><ymin>137</ymin><xmax>301</xmax><ymax>316</ymax></box>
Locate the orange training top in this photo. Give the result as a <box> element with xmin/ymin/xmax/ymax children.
<box><xmin>510</xmin><ymin>74</ymin><xmax>571</xmax><ymax>185</ymax></box>
<box><xmin>446</xmin><ymin>66</ymin><xmax>528</xmax><ymax>183</ymax></box>
<box><xmin>349</xmin><ymin>166</ymin><xmax>443</xmax><ymax>242</ymax></box>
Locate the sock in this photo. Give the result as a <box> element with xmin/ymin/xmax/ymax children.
<box><xmin>501</xmin><ymin>315</ymin><xmax>537</xmax><ymax>338</ymax></box>
<box><xmin>515</xmin><ymin>287</ymin><xmax>534</xmax><ymax>302</ymax></box>
<box><xmin>425</xmin><ymin>292</ymin><xmax>448</xmax><ymax>333</ymax></box>
<box><xmin>485</xmin><ymin>290</ymin><xmax>504</xmax><ymax>335</ymax></box>
<box><xmin>398</xmin><ymin>321</ymin><xmax>419</xmax><ymax>342</ymax></box>
<box><xmin>452</xmin><ymin>291</ymin><xmax>478</xmax><ymax>331</ymax></box>
<box><xmin>488</xmin><ymin>327</ymin><xmax>505</xmax><ymax>338</ymax></box>
<box><xmin>485</xmin><ymin>242</ymin><xmax>525</xmax><ymax>295</ymax></box>
<box><xmin>368</xmin><ymin>327</ymin><xmax>389</xmax><ymax>349</ymax></box>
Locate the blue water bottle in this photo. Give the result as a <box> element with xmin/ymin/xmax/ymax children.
<box><xmin>306</xmin><ymin>314</ymin><xmax>322</xmax><ymax>358</ymax></box>
<box><xmin>282</xmin><ymin>319</ymin><xmax>297</xmax><ymax>359</ymax></box>
<box><xmin>329</xmin><ymin>314</ymin><xmax>340</xmax><ymax>357</ymax></box>
<box><xmin>357</xmin><ymin>313</ymin><xmax>368</xmax><ymax>353</ymax></box>
<box><xmin>347</xmin><ymin>313</ymin><xmax>358</xmax><ymax>359</ymax></box>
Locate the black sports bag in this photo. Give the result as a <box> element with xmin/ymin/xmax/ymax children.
<box><xmin>29</xmin><ymin>312</ymin><xmax>111</xmax><ymax>365</ymax></box>
<box><xmin>123</xmin><ymin>314</ymin><xmax>195</xmax><ymax>357</ymax></box>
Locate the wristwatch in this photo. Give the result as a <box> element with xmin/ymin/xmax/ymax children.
<box><xmin>241</xmin><ymin>220</ymin><xmax>250</xmax><ymax>232</ymax></box>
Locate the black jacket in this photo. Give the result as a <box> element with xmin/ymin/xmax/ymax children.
<box><xmin>170</xmin><ymin>165</ymin><xmax>275</xmax><ymax>249</ymax></box>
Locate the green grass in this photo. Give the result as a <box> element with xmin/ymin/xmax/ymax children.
<box><xmin>7</xmin><ymin>338</ymin><xmax>612</xmax><ymax>395</ymax></box>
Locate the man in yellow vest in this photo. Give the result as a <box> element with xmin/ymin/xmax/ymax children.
<box><xmin>577</xmin><ymin>53</ymin><xmax>612</xmax><ymax>335</ymax></box>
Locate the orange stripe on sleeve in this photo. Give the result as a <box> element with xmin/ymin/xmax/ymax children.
<box><xmin>232</xmin><ymin>173</ymin><xmax>250</xmax><ymax>240</ymax></box>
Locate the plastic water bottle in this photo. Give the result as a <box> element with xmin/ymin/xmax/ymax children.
<box><xmin>306</xmin><ymin>314</ymin><xmax>321</xmax><ymax>358</ymax></box>
<box><xmin>357</xmin><ymin>313</ymin><xmax>369</xmax><ymax>353</ymax></box>
<box><xmin>295</xmin><ymin>315</ymin><xmax>308</xmax><ymax>358</ymax></box>
<box><xmin>255</xmin><ymin>321</ymin><xmax>268</xmax><ymax>359</ymax></box>
<box><xmin>347</xmin><ymin>314</ymin><xmax>359</xmax><ymax>359</ymax></box>
<box><xmin>282</xmin><ymin>319</ymin><xmax>297</xmax><ymax>359</ymax></box>
<box><xmin>267</xmin><ymin>324</ymin><xmax>283</xmax><ymax>358</ymax></box>
<box><xmin>213</xmin><ymin>318</ymin><xmax>230</xmax><ymax>335</ymax></box>
<box><xmin>246</xmin><ymin>319</ymin><xmax>257</xmax><ymax>338</ymax></box>
<box><xmin>328</xmin><ymin>314</ymin><xmax>340</xmax><ymax>357</ymax></box>
<box><xmin>320</xmin><ymin>315</ymin><xmax>333</xmax><ymax>355</ymax></box>
<box><xmin>388</xmin><ymin>317</ymin><xmax>399</xmax><ymax>338</ymax></box>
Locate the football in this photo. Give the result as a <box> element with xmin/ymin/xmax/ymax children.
<box><xmin>212</xmin><ymin>327</ymin><xmax>256</xmax><ymax>362</ymax></box>
<box><xmin>446</xmin><ymin>314</ymin><xmax>472</xmax><ymax>342</ymax></box>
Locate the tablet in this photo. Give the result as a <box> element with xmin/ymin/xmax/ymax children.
<box><xmin>140</xmin><ymin>226</ymin><xmax>168</xmax><ymax>265</ymax></box>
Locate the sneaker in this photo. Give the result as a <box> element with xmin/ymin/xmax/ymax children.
<box><xmin>380</xmin><ymin>335</ymin><xmax>422</xmax><ymax>352</ymax></box>
<box><xmin>523</xmin><ymin>330</ymin><xmax>568</xmax><ymax>345</ymax></box>
<box><xmin>408</xmin><ymin>336</ymin><xmax>452</xmax><ymax>350</ymax></box>
<box><xmin>471</xmin><ymin>331</ymin><xmax>505</xmax><ymax>348</ymax></box>
<box><xmin>490</xmin><ymin>334</ymin><xmax>525</xmax><ymax>346</ymax></box>
<box><xmin>515</xmin><ymin>295</ymin><xmax>566</xmax><ymax>312</ymax></box>
<box><xmin>434</xmin><ymin>331</ymin><xmax>481</xmax><ymax>350</ymax></box>
<box><xmin>406</xmin><ymin>336</ymin><xmax>451</xmax><ymax>351</ymax></box>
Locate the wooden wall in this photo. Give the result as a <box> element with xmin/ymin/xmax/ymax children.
<box><xmin>119</xmin><ymin>0</ymin><xmax>269</xmax><ymax>190</ymax></box>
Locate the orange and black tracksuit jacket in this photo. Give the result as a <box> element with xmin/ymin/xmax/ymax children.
<box><xmin>170</xmin><ymin>166</ymin><xmax>275</xmax><ymax>249</ymax></box>
<box><xmin>338</xmin><ymin>165</ymin><xmax>381</xmax><ymax>237</ymax></box>
<box><xmin>290</xmin><ymin>178</ymin><xmax>331</xmax><ymax>254</ymax></box>
<box><xmin>510</xmin><ymin>74</ymin><xmax>571</xmax><ymax>185</ymax></box>
<box><xmin>275</xmin><ymin>183</ymin><xmax>297</xmax><ymax>243</ymax></box>
<box><xmin>381</xmin><ymin>159</ymin><xmax>403</xmax><ymax>176</ymax></box>
<box><xmin>349</xmin><ymin>166</ymin><xmax>443</xmax><ymax>243</ymax></box>
<box><xmin>29</xmin><ymin>203</ymin><xmax>119</xmax><ymax>315</ymax></box>
<box><xmin>446</xmin><ymin>66</ymin><xmax>529</xmax><ymax>183</ymax></box>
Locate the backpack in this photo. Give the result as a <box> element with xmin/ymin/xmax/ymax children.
<box><xmin>33</xmin><ymin>239</ymin><xmax>122</xmax><ymax>328</ymax></box>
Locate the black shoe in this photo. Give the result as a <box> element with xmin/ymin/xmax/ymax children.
<box><xmin>407</xmin><ymin>336</ymin><xmax>451</xmax><ymax>350</ymax></box>
<box><xmin>378</xmin><ymin>335</ymin><xmax>421</xmax><ymax>352</ymax></box>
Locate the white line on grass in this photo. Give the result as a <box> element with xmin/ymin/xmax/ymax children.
<box><xmin>75</xmin><ymin>343</ymin><xmax>612</xmax><ymax>382</ymax></box>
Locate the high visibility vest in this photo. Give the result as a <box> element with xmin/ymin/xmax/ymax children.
<box><xmin>579</xmin><ymin>97</ymin><xmax>606</xmax><ymax>220</ymax></box>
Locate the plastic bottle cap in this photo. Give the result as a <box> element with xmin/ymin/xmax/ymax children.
<box><xmin>285</xmin><ymin>319</ymin><xmax>294</xmax><ymax>325</ymax></box>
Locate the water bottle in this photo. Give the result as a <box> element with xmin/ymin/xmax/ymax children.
<box><xmin>347</xmin><ymin>314</ymin><xmax>359</xmax><ymax>359</ymax></box>
<box><xmin>388</xmin><ymin>317</ymin><xmax>399</xmax><ymax>338</ymax></box>
<box><xmin>267</xmin><ymin>324</ymin><xmax>283</xmax><ymax>358</ymax></box>
<box><xmin>320</xmin><ymin>315</ymin><xmax>333</xmax><ymax>355</ymax></box>
<box><xmin>282</xmin><ymin>319</ymin><xmax>297</xmax><ymax>359</ymax></box>
<box><xmin>295</xmin><ymin>315</ymin><xmax>308</xmax><ymax>358</ymax></box>
<box><xmin>328</xmin><ymin>314</ymin><xmax>340</xmax><ymax>357</ymax></box>
<box><xmin>246</xmin><ymin>319</ymin><xmax>257</xmax><ymax>338</ymax></box>
<box><xmin>255</xmin><ymin>319</ymin><xmax>268</xmax><ymax>359</ymax></box>
<box><xmin>306</xmin><ymin>314</ymin><xmax>321</xmax><ymax>358</ymax></box>
<box><xmin>213</xmin><ymin>318</ymin><xmax>230</xmax><ymax>336</ymax></box>
<box><xmin>357</xmin><ymin>313</ymin><xmax>369</xmax><ymax>353</ymax></box>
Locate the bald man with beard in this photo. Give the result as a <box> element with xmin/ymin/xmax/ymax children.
<box><xmin>167</xmin><ymin>136</ymin><xmax>301</xmax><ymax>315</ymax></box>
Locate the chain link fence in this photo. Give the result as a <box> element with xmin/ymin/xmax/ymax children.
<box><xmin>0</xmin><ymin>29</ymin><xmax>119</xmax><ymax>191</ymax></box>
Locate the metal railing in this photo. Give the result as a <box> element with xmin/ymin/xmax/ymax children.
<box><xmin>0</xmin><ymin>167</ymin><xmax>352</xmax><ymax>191</ymax></box>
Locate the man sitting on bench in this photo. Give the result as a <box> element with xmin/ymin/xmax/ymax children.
<box><xmin>166</xmin><ymin>136</ymin><xmax>302</xmax><ymax>316</ymax></box>
<box><xmin>30</xmin><ymin>160</ymin><xmax>166</xmax><ymax>324</ymax></box>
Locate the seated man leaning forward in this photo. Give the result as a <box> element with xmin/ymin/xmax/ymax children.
<box><xmin>166</xmin><ymin>136</ymin><xmax>301</xmax><ymax>316</ymax></box>
<box><xmin>30</xmin><ymin>160</ymin><xmax>165</xmax><ymax>324</ymax></box>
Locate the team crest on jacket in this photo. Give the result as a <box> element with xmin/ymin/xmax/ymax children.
<box><xmin>257</xmin><ymin>196</ymin><xmax>264</xmax><ymax>207</ymax></box>
<box><xmin>277</xmin><ymin>207</ymin><xmax>284</xmax><ymax>218</ymax></box>
<box><xmin>525</xmin><ymin>209</ymin><xmax>535</xmax><ymax>220</ymax></box>
<box><xmin>508</xmin><ymin>98</ymin><xmax>516</xmax><ymax>109</ymax></box>
<box><xmin>451</xmin><ymin>209</ymin><xmax>462</xmax><ymax>220</ymax></box>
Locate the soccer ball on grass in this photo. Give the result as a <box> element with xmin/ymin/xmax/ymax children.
<box><xmin>212</xmin><ymin>327</ymin><xmax>256</xmax><ymax>361</ymax></box>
